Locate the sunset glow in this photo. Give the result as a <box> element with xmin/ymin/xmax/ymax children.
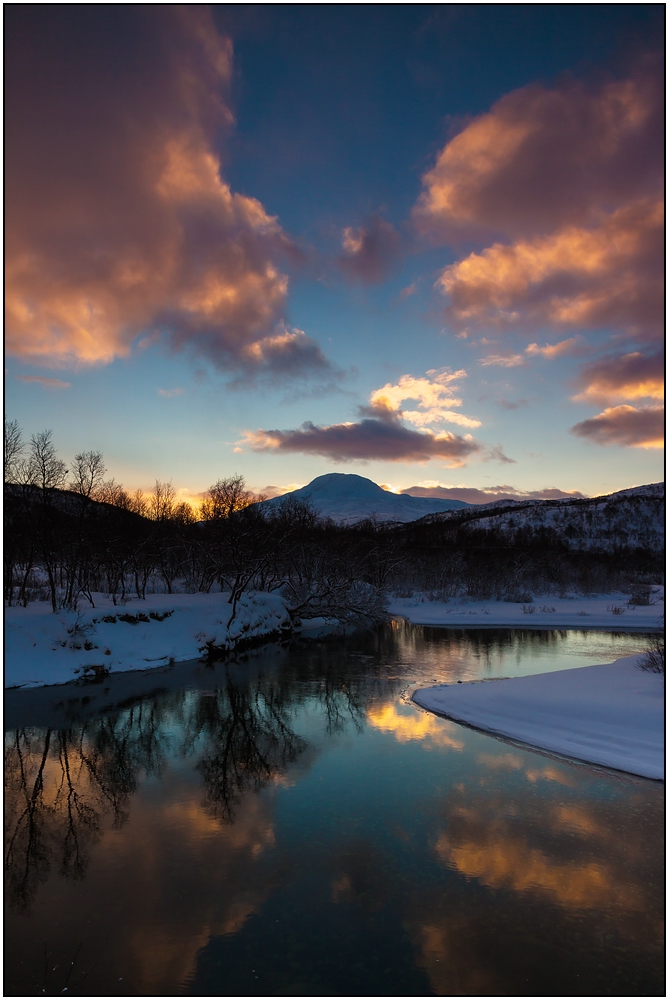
<box><xmin>5</xmin><ymin>5</ymin><xmax>663</xmax><ymax>497</ymax></box>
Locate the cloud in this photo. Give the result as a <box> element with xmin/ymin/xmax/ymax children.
<box><xmin>414</xmin><ymin>61</ymin><xmax>663</xmax><ymax>384</ymax></box>
<box><xmin>573</xmin><ymin>350</ymin><xmax>664</xmax><ymax>403</ymax></box>
<box><xmin>337</xmin><ymin>215</ymin><xmax>400</xmax><ymax>284</ymax></box>
<box><xmin>158</xmin><ymin>387</ymin><xmax>183</xmax><ymax>398</ymax></box>
<box><xmin>438</xmin><ymin>199</ymin><xmax>663</xmax><ymax>336</ymax></box>
<box><xmin>478</xmin><ymin>354</ymin><xmax>524</xmax><ymax>368</ymax></box>
<box><xmin>251</xmin><ymin>484</ymin><xmax>305</xmax><ymax>500</ymax></box>
<box><xmin>242</xmin><ymin>419</ymin><xmax>481</xmax><ymax>466</ymax></box>
<box><xmin>399</xmin><ymin>281</ymin><xmax>418</xmax><ymax>300</ymax></box>
<box><xmin>242</xmin><ymin>369</ymin><xmax>489</xmax><ymax>465</ymax></box>
<box><xmin>15</xmin><ymin>375</ymin><xmax>72</xmax><ymax>390</ymax></box>
<box><xmin>526</xmin><ymin>337</ymin><xmax>583</xmax><ymax>359</ymax></box>
<box><xmin>402</xmin><ymin>483</ymin><xmax>586</xmax><ymax>503</ymax></box>
<box><xmin>570</xmin><ymin>404</ymin><xmax>663</xmax><ymax>448</ymax></box>
<box><xmin>369</xmin><ymin>369</ymin><xmax>480</xmax><ymax>429</ymax></box>
<box><xmin>5</xmin><ymin>7</ymin><xmax>326</xmax><ymax>378</ymax></box>
<box><xmin>414</xmin><ymin>63</ymin><xmax>662</xmax><ymax>243</ymax></box>
<box><xmin>496</xmin><ymin>398</ymin><xmax>528</xmax><ymax>410</ymax></box>
<box><xmin>483</xmin><ymin>444</ymin><xmax>516</xmax><ymax>465</ymax></box>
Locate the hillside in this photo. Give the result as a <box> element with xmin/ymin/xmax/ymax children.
<box><xmin>260</xmin><ymin>473</ymin><xmax>470</xmax><ymax>524</ymax></box>
<box><xmin>412</xmin><ymin>483</ymin><xmax>664</xmax><ymax>553</ymax></box>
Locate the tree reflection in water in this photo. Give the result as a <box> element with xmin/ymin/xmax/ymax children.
<box><xmin>5</xmin><ymin>637</ymin><xmax>398</xmax><ymax>911</ymax></box>
<box><xmin>3</xmin><ymin>627</ymin><xmax>663</xmax><ymax>997</ymax></box>
<box><xmin>5</xmin><ymin>700</ymin><xmax>170</xmax><ymax>911</ymax></box>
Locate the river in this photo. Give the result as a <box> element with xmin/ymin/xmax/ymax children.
<box><xmin>4</xmin><ymin>624</ymin><xmax>663</xmax><ymax>996</ymax></box>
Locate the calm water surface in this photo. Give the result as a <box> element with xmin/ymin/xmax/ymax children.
<box><xmin>4</xmin><ymin>625</ymin><xmax>664</xmax><ymax>996</ymax></box>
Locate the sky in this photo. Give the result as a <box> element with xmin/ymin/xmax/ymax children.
<box><xmin>5</xmin><ymin>5</ymin><xmax>664</xmax><ymax>505</ymax></box>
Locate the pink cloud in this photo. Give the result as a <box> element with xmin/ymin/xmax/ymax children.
<box><xmin>242</xmin><ymin>417</ymin><xmax>481</xmax><ymax>466</ymax></box>
<box><xmin>570</xmin><ymin>404</ymin><xmax>663</xmax><ymax>448</ymax></box>
<box><xmin>5</xmin><ymin>8</ymin><xmax>326</xmax><ymax>378</ymax></box>
<box><xmin>15</xmin><ymin>375</ymin><xmax>71</xmax><ymax>389</ymax></box>
<box><xmin>572</xmin><ymin>350</ymin><xmax>664</xmax><ymax>404</ymax></box>
<box><xmin>241</xmin><ymin>368</ymin><xmax>490</xmax><ymax>465</ymax></box>
<box><xmin>414</xmin><ymin>62</ymin><xmax>662</xmax><ymax>243</ymax></box>
<box><xmin>338</xmin><ymin>215</ymin><xmax>400</xmax><ymax>284</ymax></box>
<box><xmin>414</xmin><ymin>60</ymin><xmax>664</xmax><ymax>438</ymax></box>
<box><xmin>403</xmin><ymin>484</ymin><xmax>586</xmax><ymax>504</ymax></box>
<box><xmin>525</xmin><ymin>338</ymin><xmax>583</xmax><ymax>359</ymax></box>
<box><xmin>437</xmin><ymin>199</ymin><xmax>663</xmax><ymax>337</ymax></box>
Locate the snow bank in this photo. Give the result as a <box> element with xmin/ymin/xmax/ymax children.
<box><xmin>5</xmin><ymin>592</ymin><xmax>292</xmax><ymax>689</ymax></box>
<box><xmin>413</xmin><ymin>655</ymin><xmax>664</xmax><ymax>780</ymax></box>
<box><xmin>388</xmin><ymin>592</ymin><xmax>664</xmax><ymax>631</ymax></box>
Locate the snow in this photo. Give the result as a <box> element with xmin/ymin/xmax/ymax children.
<box><xmin>419</xmin><ymin>482</ymin><xmax>664</xmax><ymax>552</ymax></box>
<box><xmin>413</xmin><ymin>655</ymin><xmax>664</xmax><ymax>780</ymax></box>
<box><xmin>5</xmin><ymin>591</ymin><xmax>292</xmax><ymax>689</ymax></box>
<box><xmin>261</xmin><ymin>473</ymin><xmax>470</xmax><ymax>524</ymax></box>
<box><xmin>388</xmin><ymin>591</ymin><xmax>664</xmax><ymax>631</ymax></box>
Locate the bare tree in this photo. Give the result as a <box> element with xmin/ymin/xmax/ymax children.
<box><xmin>148</xmin><ymin>480</ymin><xmax>176</xmax><ymax>522</ymax></box>
<box><xmin>95</xmin><ymin>479</ymin><xmax>131</xmax><ymax>509</ymax></box>
<box><xmin>4</xmin><ymin>418</ymin><xmax>24</xmax><ymax>482</ymax></box>
<box><xmin>69</xmin><ymin>451</ymin><xmax>106</xmax><ymax>498</ymax></box>
<box><xmin>200</xmin><ymin>475</ymin><xmax>258</xmax><ymax>521</ymax></box>
<box><xmin>26</xmin><ymin>430</ymin><xmax>67</xmax><ymax>491</ymax></box>
<box><xmin>127</xmin><ymin>488</ymin><xmax>148</xmax><ymax>517</ymax></box>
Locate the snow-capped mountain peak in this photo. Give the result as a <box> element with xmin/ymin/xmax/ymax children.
<box><xmin>260</xmin><ymin>473</ymin><xmax>470</xmax><ymax>524</ymax></box>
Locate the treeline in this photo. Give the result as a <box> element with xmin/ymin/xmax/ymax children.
<box><xmin>4</xmin><ymin>421</ymin><xmax>663</xmax><ymax>617</ymax></box>
<box><xmin>4</xmin><ymin>422</ymin><xmax>386</xmax><ymax>622</ymax></box>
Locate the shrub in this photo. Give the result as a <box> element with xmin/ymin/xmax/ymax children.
<box><xmin>638</xmin><ymin>635</ymin><xmax>665</xmax><ymax>674</ymax></box>
<box><xmin>627</xmin><ymin>584</ymin><xmax>654</xmax><ymax>606</ymax></box>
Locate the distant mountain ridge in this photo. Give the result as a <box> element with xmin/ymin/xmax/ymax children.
<box><xmin>412</xmin><ymin>482</ymin><xmax>664</xmax><ymax>552</ymax></box>
<box><xmin>401</xmin><ymin>484</ymin><xmax>587</xmax><ymax>504</ymax></box>
<box><xmin>260</xmin><ymin>473</ymin><xmax>470</xmax><ymax>525</ymax></box>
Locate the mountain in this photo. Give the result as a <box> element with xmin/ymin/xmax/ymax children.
<box><xmin>260</xmin><ymin>473</ymin><xmax>471</xmax><ymax>525</ymax></box>
<box><xmin>412</xmin><ymin>482</ymin><xmax>665</xmax><ymax>552</ymax></box>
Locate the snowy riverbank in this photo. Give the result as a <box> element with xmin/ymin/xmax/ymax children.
<box><xmin>388</xmin><ymin>592</ymin><xmax>664</xmax><ymax>631</ymax></box>
<box><xmin>5</xmin><ymin>592</ymin><xmax>292</xmax><ymax>689</ymax></box>
<box><xmin>413</xmin><ymin>655</ymin><xmax>664</xmax><ymax>780</ymax></box>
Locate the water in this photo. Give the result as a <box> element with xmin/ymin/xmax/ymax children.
<box><xmin>4</xmin><ymin>625</ymin><xmax>664</xmax><ymax>996</ymax></box>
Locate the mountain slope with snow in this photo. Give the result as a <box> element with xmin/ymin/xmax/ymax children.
<box><xmin>261</xmin><ymin>473</ymin><xmax>470</xmax><ymax>525</ymax></box>
<box><xmin>413</xmin><ymin>482</ymin><xmax>664</xmax><ymax>552</ymax></box>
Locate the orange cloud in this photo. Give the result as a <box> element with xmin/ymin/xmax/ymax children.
<box><xmin>436</xmin><ymin>199</ymin><xmax>663</xmax><ymax>335</ymax></box>
<box><xmin>573</xmin><ymin>350</ymin><xmax>664</xmax><ymax>403</ymax></box>
<box><xmin>414</xmin><ymin>64</ymin><xmax>662</xmax><ymax>242</ymax></box>
<box><xmin>5</xmin><ymin>8</ymin><xmax>325</xmax><ymax>378</ymax></box>
<box><xmin>242</xmin><ymin>369</ymin><xmax>485</xmax><ymax>464</ymax></box>
<box><xmin>526</xmin><ymin>337</ymin><xmax>583</xmax><ymax>359</ymax></box>
<box><xmin>414</xmin><ymin>62</ymin><xmax>664</xmax><ymax>443</ymax></box>
<box><xmin>570</xmin><ymin>404</ymin><xmax>663</xmax><ymax>448</ymax></box>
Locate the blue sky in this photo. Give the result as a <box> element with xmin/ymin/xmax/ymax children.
<box><xmin>6</xmin><ymin>5</ymin><xmax>663</xmax><ymax>503</ymax></box>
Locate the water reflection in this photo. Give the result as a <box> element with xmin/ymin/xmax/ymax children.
<box><xmin>5</xmin><ymin>703</ymin><xmax>167</xmax><ymax>911</ymax></box>
<box><xmin>4</xmin><ymin>626</ymin><xmax>663</xmax><ymax>996</ymax></box>
<box><xmin>367</xmin><ymin>703</ymin><xmax>465</xmax><ymax>750</ymax></box>
<box><xmin>412</xmin><ymin>778</ymin><xmax>663</xmax><ymax>996</ymax></box>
